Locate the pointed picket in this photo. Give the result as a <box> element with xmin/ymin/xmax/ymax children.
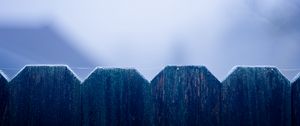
<box><xmin>0</xmin><ymin>71</ymin><xmax>8</xmax><ymax>126</ymax></box>
<box><xmin>81</xmin><ymin>68</ymin><xmax>152</xmax><ymax>126</ymax></box>
<box><xmin>6</xmin><ymin>65</ymin><xmax>81</xmax><ymax>126</ymax></box>
<box><xmin>151</xmin><ymin>66</ymin><xmax>221</xmax><ymax>126</ymax></box>
<box><xmin>222</xmin><ymin>67</ymin><xmax>291</xmax><ymax>126</ymax></box>
<box><xmin>292</xmin><ymin>73</ymin><xmax>300</xmax><ymax>126</ymax></box>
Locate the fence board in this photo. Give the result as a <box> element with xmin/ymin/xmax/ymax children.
<box><xmin>151</xmin><ymin>66</ymin><xmax>221</xmax><ymax>126</ymax></box>
<box><xmin>5</xmin><ymin>66</ymin><xmax>81</xmax><ymax>126</ymax></box>
<box><xmin>0</xmin><ymin>72</ymin><xmax>8</xmax><ymax>126</ymax></box>
<box><xmin>222</xmin><ymin>67</ymin><xmax>291</xmax><ymax>126</ymax></box>
<box><xmin>292</xmin><ymin>74</ymin><xmax>300</xmax><ymax>126</ymax></box>
<box><xmin>81</xmin><ymin>68</ymin><xmax>152</xmax><ymax>126</ymax></box>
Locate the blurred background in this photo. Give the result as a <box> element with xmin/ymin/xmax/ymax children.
<box><xmin>0</xmin><ymin>0</ymin><xmax>299</xmax><ymax>81</ymax></box>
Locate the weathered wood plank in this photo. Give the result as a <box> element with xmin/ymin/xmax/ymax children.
<box><xmin>5</xmin><ymin>66</ymin><xmax>81</xmax><ymax>126</ymax></box>
<box><xmin>292</xmin><ymin>74</ymin><xmax>300</xmax><ymax>126</ymax></box>
<box><xmin>151</xmin><ymin>66</ymin><xmax>221</xmax><ymax>126</ymax></box>
<box><xmin>82</xmin><ymin>68</ymin><xmax>152</xmax><ymax>126</ymax></box>
<box><xmin>222</xmin><ymin>67</ymin><xmax>291</xmax><ymax>126</ymax></box>
<box><xmin>0</xmin><ymin>71</ymin><xmax>8</xmax><ymax>126</ymax></box>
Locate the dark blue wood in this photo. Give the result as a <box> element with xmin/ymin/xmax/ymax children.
<box><xmin>292</xmin><ymin>74</ymin><xmax>300</xmax><ymax>126</ymax></box>
<box><xmin>0</xmin><ymin>65</ymin><xmax>297</xmax><ymax>126</ymax></box>
<box><xmin>222</xmin><ymin>67</ymin><xmax>291</xmax><ymax>126</ymax></box>
<box><xmin>0</xmin><ymin>72</ymin><xmax>8</xmax><ymax>126</ymax></box>
<box><xmin>5</xmin><ymin>66</ymin><xmax>81</xmax><ymax>126</ymax></box>
<box><xmin>151</xmin><ymin>66</ymin><xmax>221</xmax><ymax>126</ymax></box>
<box><xmin>81</xmin><ymin>68</ymin><xmax>152</xmax><ymax>126</ymax></box>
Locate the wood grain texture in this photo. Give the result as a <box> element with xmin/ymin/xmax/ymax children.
<box><xmin>4</xmin><ymin>66</ymin><xmax>81</xmax><ymax>126</ymax></box>
<box><xmin>292</xmin><ymin>75</ymin><xmax>300</xmax><ymax>126</ymax></box>
<box><xmin>0</xmin><ymin>72</ymin><xmax>8</xmax><ymax>126</ymax></box>
<box><xmin>82</xmin><ymin>68</ymin><xmax>152</xmax><ymax>126</ymax></box>
<box><xmin>222</xmin><ymin>67</ymin><xmax>291</xmax><ymax>126</ymax></box>
<box><xmin>151</xmin><ymin>66</ymin><xmax>221</xmax><ymax>126</ymax></box>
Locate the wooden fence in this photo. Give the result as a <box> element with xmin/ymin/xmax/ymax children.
<box><xmin>0</xmin><ymin>65</ymin><xmax>299</xmax><ymax>126</ymax></box>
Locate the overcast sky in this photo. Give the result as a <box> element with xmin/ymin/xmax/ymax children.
<box><xmin>0</xmin><ymin>0</ymin><xmax>299</xmax><ymax>81</ymax></box>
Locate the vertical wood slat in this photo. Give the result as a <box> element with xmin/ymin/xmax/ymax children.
<box><xmin>0</xmin><ymin>72</ymin><xmax>8</xmax><ymax>126</ymax></box>
<box><xmin>5</xmin><ymin>66</ymin><xmax>81</xmax><ymax>126</ymax></box>
<box><xmin>222</xmin><ymin>67</ymin><xmax>291</xmax><ymax>126</ymax></box>
<box><xmin>81</xmin><ymin>68</ymin><xmax>152</xmax><ymax>126</ymax></box>
<box><xmin>292</xmin><ymin>74</ymin><xmax>300</xmax><ymax>126</ymax></box>
<box><xmin>151</xmin><ymin>66</ymin><xmax>221</xmax><ymax>126</ymax></box>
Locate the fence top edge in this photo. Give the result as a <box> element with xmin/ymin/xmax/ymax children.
<box><xmin>22</xmin><ymin>64</ymin><xmax>70</xmax><ymax>67</ymax></box>
<box><xmin>1</xmin><ymin>65</ymin><xmax>293</xmax><ymax>83</ymax></box>
<box><xmin>151</xmin><ymin>65</ymin><xmax>220</xmax><ymax>83</ymax></box>
<box><xmin>164</xmin><ymin>65</ymin><xmax>206</xmax><ymax>69</ymax></box>
<box><xmin>292</xmin><ymin>72</ymin><xmax>300</xmax><ymax>83</ymax></box>
<box><xmin>231</xmin><ymin>65</ymin><xmax>278</xmax><ymax>69</ymax></box>
<box><xmin>94</xmin><ymin>66</ymin><xmax>137</xmax><ymax>71</ymax></box>
<box><xmin>0</xmin><ymin>70</ymin><xmax>8</xmax><ymax>82</ymax></box>
<box><xmin>9</xmin><ymin>64</ymin><xmax>81</xmax><ymax>83</ymax></box>
<box><xmin>160</xmin><ymin>66</ymin><xmax>208</xmax><ymax>72</ymax></box>
<box><xmin>222</xmin><ymin>65</ymin><xmax>290</xmax><ymax>83</ymax></box>
<box><xmin>82</xmin><ymin>67</ymin><xmax>149</xmax><ymax>83</ymax></box>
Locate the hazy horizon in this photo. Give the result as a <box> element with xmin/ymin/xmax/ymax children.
<box><xmin>0</xmin><ymin>0</ymin><xmax>299</xmax><ymax>81</ymax></box>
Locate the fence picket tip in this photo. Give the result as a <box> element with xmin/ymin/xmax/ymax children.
<box><xmin>292</xmin><ymin>73</ymin><xmax>300</xmax><ymax>84</ymax></box>
<box><xmin>222</xmin><ymin>65</ymin><xmax>290</xmax><ymax>83</ymax></box>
